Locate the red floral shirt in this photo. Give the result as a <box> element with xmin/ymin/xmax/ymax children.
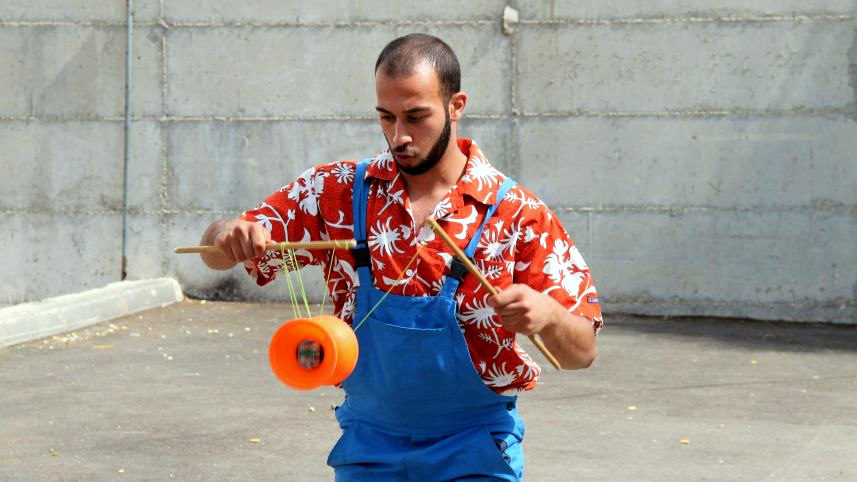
<box><xmin>241</xmin><ymin>138</ymin><xmax>602</xmax><ymax>393</ymax></box>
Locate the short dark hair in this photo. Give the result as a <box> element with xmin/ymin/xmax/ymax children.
<box><xmin>375</xmin><ymin>33</ymin><xmax>461</xmax><ymax>102</ymax></box>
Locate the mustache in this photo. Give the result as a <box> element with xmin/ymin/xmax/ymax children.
<box><xmin>393</xmin><ymin>145</ymin><xmax>414</xmax><ymax>155</ymax></box>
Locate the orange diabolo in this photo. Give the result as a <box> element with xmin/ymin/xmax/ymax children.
<box><xmin>268</xmin><ymin>315</ymin><xmax>359</xmax><ymax>390</ymax></box>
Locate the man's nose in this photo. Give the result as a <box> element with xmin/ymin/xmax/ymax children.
<box><xmin>393</xmin><ymin>120</ymin><xmax>412</xmax><ymax>147</ymax></box>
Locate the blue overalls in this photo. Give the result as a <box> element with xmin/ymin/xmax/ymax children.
<box><xmin>327</xmin><ymin>160</ymin><xmax>525</xmax><ymax>481</ymax></box>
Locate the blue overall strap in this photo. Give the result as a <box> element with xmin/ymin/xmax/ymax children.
<box><xmin>351</xmin><ymin>160</ymin><xmax>372</xmax><ymax>286</ymax></box>
<box><xmin>462</xmin><ymin>177</ymin><xmax>517</xmax><ymax>258</ymax></box>
<box><xmin>440</xmin><ymin>177</ymin><xmax>517</xmax><ymax>297</ymax></box>
<box><xmin>351</xmin><ymin>160</ymin><xmax>371</xmax><ymax>244</ymax></box>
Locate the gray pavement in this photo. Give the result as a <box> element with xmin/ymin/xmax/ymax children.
<box><xmin>1</xmin><ymin>301</ymin><xmax>855</xmax><ymax>481</ymax></box>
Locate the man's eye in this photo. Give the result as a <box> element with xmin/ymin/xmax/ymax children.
<box><xmin>408</xmin><ymin>116</ymin><xmax>426</xmax><ymax>123</ymax></box>
<box><xmin>380</xmin><ymin>115</ymin><xmax>394</xmax><ymax>122</ymax></box>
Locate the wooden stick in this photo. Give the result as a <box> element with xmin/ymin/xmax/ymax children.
<box><xmin>174</xmin><ymin>239</ymin><xmax>357</xmax><ymax>254</ymax></box>
<box><xmin>426</xmin><ymin>218</ymin><xmax>562</xmax><ymax>370</ymax></box>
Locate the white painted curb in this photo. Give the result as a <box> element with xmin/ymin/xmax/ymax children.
<box><xmin>0</xmin><ymin>278</ymin><xmax>183</xmax><ymax>348</ymax></box>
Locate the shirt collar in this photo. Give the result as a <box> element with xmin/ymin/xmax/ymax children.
<box><xmin>364</xmin><ymin>138</ymin><xmax>508</xmax><ymax>206</ymax></box>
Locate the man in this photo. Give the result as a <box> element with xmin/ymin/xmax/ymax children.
<box><xmin>199</xmin><ymin>33</ymin><xmax>602</xmax><ymax>480</ymax></box>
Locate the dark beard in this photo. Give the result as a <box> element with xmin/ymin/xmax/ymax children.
<box><xmin>391</xmin><ymin>111</ymin><xmax>452</xmax><ymax>176</ymax></box>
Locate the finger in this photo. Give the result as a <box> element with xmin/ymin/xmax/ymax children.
<box><xmin>497</xmin><ymin>316</ymin><xmax>528</xmax><ymax>335</ymax></box>
<box><xmin>495</xmin><ymin>300</ymin><xmax>528</xmax><ymax>313</ymax></box>
<box><xmin>497</xmin><ymin>315</ymin><xmax>535</xmax><ymax>335</ymax></box>
<box><xmin>490</xmin><ymin>296</ymin><xmax>529</xmax><ymax>315</ymax></box>
<box><xmin>494</xmin><ymin>306</ymin><xmax>526</xmax><ymax>319</ymax></box>
<box><xmin>496</xmin><ymin>311</ymin><xmax>529</xmax><ymax>326</ymax></box>
<box><xmin>248</xmin><ymin>227</ymin><xmax>268</xmax><ymax>259</ymax></box>
<box><xmin>214</xmin><ymin>235</ymin><xmax>236</xmax><ymax>262</ymax></box>
<box><xmin>239</xmin><ymin>228</ymin><xmax>258</xmax><ymax>260</ymax></box>
<box><xmin>229</xmin><ymin>236</ymin><xmax>247</xmax><ymax>263</ymax></box>
<box><xmin>489</xmin><ymin>285</ymin><xmax>526</xmax><ymax>307</ymax></box>
<box><xmin>488</xmin><ymin>291</ymin><xmax>513</xmax><ymax>308</ymax></box>
<box><xmin>258</xmin><ymin>223</ymin><xmax>272</xmax><ymax>250</ymax></box>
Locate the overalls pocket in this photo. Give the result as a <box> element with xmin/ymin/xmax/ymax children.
<box><xmin>327</xmin><ymin>422</ymin><xmax>408</xmax><ymax>478</ymax></box>
<box><xmin>478</xmin><ymin>424</ymin><xmax>524</xmax><ymax>479</ymax></box>
<box><xmin>371</xmin><ymin>319</ymin><xmax>460</xmax><ymax>402</ymax></box>
<box><xmin>326</xmin><ymin>422</ymin><xmax>358</xmax><ymax>468</ymax></box>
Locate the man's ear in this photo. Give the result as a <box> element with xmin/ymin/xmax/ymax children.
<box><xmin>449</xmin><ymin>92</ymin><xmax>467</xmax><ymax>121</ymax></box>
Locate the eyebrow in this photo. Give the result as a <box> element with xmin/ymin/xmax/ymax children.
<box><xmin>375</xmin><ymin>106</ymin><xmax>432</xmax><ymax>115</ymax></box>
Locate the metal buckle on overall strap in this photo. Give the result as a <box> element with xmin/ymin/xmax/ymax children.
<box><xmin>352</xmin><ymin>241</ymin><xmax>371</xmax><ymax>268</ymax></box>
<box><xmin>447</xmin><ymin>255</ymin><xmax>471</xmax><ymax>281</ymax></box>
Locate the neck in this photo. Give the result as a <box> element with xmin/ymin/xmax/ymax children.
<box><xmin>399</xmin><ymin>134</ymin><xmax>467</xmax><ymax>198</ymax></box>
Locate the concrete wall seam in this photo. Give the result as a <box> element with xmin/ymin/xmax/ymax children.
<box><xmin>518</xmin><ymin>13</ymin><xmax>856</xmax><ymax>25</ymax></box>
<box><xmin>3</xmin><ymin>108</ymin><xmax>853</xmax><ymax>122</ymax></box>
<box><xmin>6</xmin><ymin>14</ymin><xmax>853</xmax><ymax>28</ymax></box>
<box><xmin>2</xmin><ymin>2</ymin><xmax>854</xmax><ymax>322</ymax></box>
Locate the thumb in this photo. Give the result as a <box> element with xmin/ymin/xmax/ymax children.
<box><xmin>486</xmin><ymin>286</ymin><xmax>506</xmax><ymax>307</ymax></box>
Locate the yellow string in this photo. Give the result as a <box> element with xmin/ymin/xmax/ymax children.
<box><xmin>276</xmin><ymin>238</ymin><xmax>422</xmax><ymax>327</ymax></box>
<box><xmin>318</xmin><ymin>247</ymin><xmax>337</xmax><ymax>316</ymax></box>
<box><xmin>279</xmin><ymin>244</ymin><xmax>301</xmax><ymax>319</ymax></box>
<box><xmin>287</xmin><ymin>248</ymin><xmax>312</xmax><ymax>318</ymax></box>
<box><xmin>352</xmin><ymin>243</ymin><xmax>423</xmax><ymax>332</ymax></box>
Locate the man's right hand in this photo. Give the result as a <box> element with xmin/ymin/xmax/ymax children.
<box><xmin>200</xmin><ymin>218</ymin><xmax>272</xmax><ymax>270</ymax></box>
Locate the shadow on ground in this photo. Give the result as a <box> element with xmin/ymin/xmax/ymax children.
<box><xmin>610</xmin><ymin>314</ymin><xmax>857</xmax><ymax>353</ymax></box>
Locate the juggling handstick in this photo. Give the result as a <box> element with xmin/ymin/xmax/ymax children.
<box><xmin>427</xmin><ymin>218</ymin><xmax>563</xmax><ymax>370</ymax></box>
<box><xmin>174</xmin><ymin>240</ymin><xmax>356</xmax><ymax>254</ymax></box>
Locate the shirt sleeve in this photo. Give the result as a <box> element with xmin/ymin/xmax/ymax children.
<box><xmin>513</xmin><ymin>199</ymin><xmax>603</xmax><ymax>334</ymax></box>
<box><xmin>238</xmin><ymin>165</ymin><xmax>329</xmax><ymax>286</ymax></box>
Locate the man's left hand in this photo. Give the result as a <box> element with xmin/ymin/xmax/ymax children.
<box><xmin>487</xmin><ymin>284</ymin><xmax>558</xmax><ymax>336</ymax></box>
<box><xmin>487</xmin><ymin>283</ymin><xmax>598</xmax><ymax>370</ymax></box>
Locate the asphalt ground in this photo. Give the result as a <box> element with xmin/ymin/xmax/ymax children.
<box><xmin>1</xmin><ymin>300</ymin><xmax>855</xmax><ymax>481</ymax></box>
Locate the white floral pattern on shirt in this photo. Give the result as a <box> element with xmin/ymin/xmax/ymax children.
<box><xmin>241</xmin><ymin>138</ymin><xmax>602</xmax><ymax>393</ymax></box>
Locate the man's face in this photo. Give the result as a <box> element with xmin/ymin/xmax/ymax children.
<box><xmin>375</xmin><ymin>64</ymin><xmax>452</xmax><ymax>176</ymax></box>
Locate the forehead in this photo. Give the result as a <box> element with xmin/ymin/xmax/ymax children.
<box><xmin>375</xmin><ymin>63</ymin><xmax>443</xmax><ymax>107</ymax></box>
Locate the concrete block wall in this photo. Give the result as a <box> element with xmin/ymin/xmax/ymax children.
<box><xmin>2</xmin><ymin>2</ymin><xmax>855</xmax><ymax>323</ymax></box>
